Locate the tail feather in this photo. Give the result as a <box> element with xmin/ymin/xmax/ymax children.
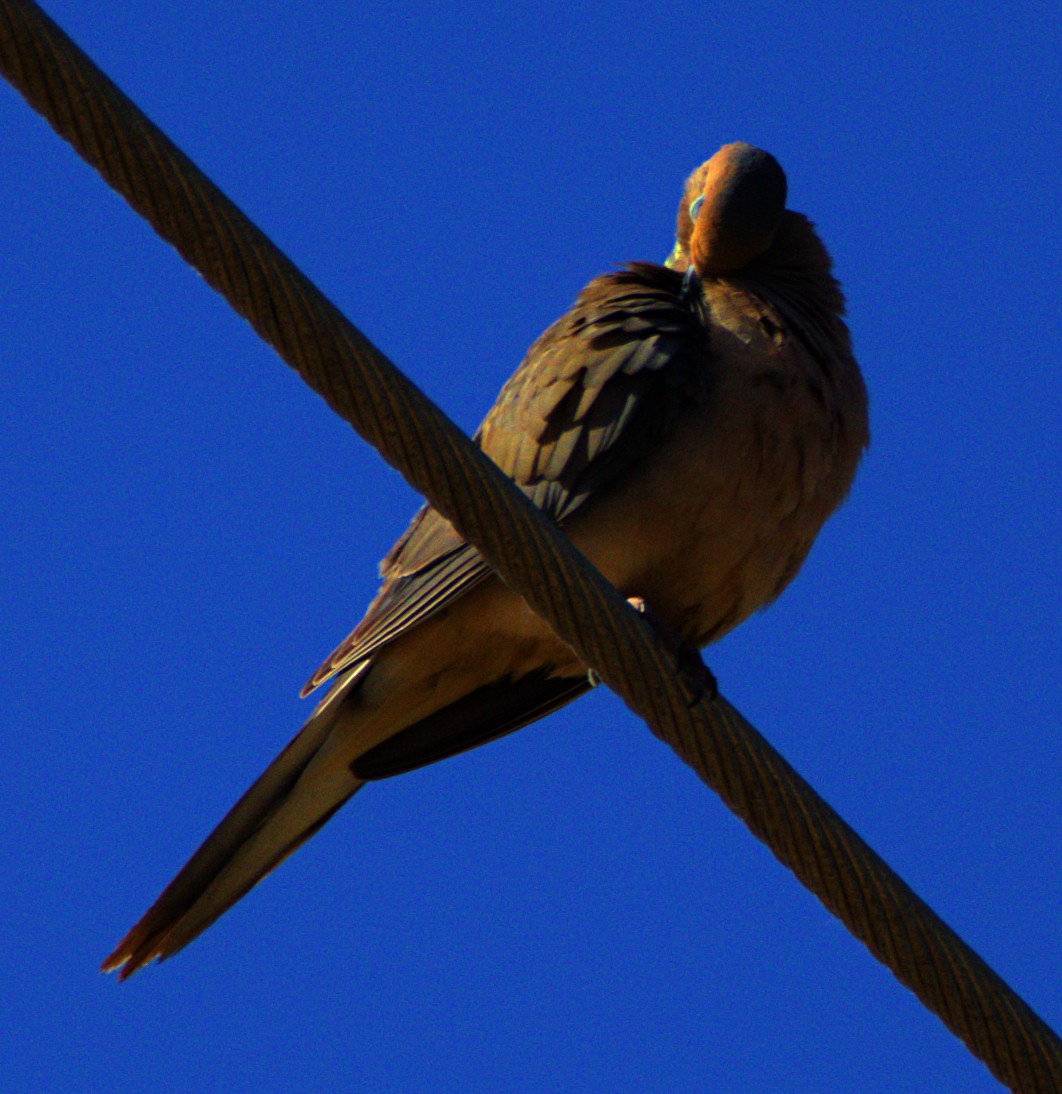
<box><xmin>102</xmin><ymin>670</ymin><xmax>368</xmax><ymax>979</ymax></box>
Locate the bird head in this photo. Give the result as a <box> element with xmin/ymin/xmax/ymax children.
<box><xmin>666</xmin><ymin>143</ymin><xmax>788</xmax><ymax>276</ymax></box>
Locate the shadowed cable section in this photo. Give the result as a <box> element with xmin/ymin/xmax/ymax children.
<box><xmin>1</xmin><ymin>2</ymin><xmax>1057</xmax><ymax>1088</ymax></box>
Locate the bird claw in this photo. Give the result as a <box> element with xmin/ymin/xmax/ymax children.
<box><xmin>626</xmin><ymin>597</ymin><xmax>718</xmax><ymax>706</ymax></box>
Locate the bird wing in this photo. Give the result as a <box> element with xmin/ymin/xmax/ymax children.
<box><xmin>352</xmin><ymin>669</ymin><xmax>596</xmax><ymax>780</ymax></box>
<box><xmin>301</xmin><ymin>262</ymin><xmax>712</xmax><ymax>696</ymax></box>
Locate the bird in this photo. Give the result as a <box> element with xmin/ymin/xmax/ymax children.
<box><xmin>102</xmin><ymin>142</ymin><xmax>869</xmax><ymax>978</ymax></box>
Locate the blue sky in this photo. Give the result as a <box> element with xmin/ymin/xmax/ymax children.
<box><xmin>2</xmin><ymin>2</ymin><xmax>1059</xmax><ymax>1090</ymax></box>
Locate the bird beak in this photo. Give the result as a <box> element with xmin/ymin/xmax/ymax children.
<box><xmin>664</xmin><ymin>240</ymin><xmax>686</xmax><ymax>270</ymax></box>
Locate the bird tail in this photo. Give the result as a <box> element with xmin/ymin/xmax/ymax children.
<box><xmin>101</xmin><ymin>665</ymin><xmax>370</xmax><ymax>979</ymax></box>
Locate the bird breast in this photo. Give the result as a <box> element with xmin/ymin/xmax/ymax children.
<box><xmin>565</xmin><ymin>278</ymin><xmax>864</xmax><ymax>648</ymax></box>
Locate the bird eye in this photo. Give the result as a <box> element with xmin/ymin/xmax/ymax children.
<box><xmin>688</xmin><ymin>195</ymin><xmax>704</xmax><ymax>222</ymax></box>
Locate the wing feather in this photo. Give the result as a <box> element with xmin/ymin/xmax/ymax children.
<box><xmin>302</xmin><ymin>263</ymin><xmax>712</xmax><ymax>696</ymax></box>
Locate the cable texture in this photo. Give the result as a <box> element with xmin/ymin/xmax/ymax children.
<box><xmin>1</xmin><ymin>2</ymin><xmax>1058</xmax><ymax>1088</ymax></box>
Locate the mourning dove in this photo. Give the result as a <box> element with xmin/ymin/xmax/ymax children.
<box><xmin>103</xmin><ymin>142</ymin><xmax>868</xmax><ymax>977</ymax></box>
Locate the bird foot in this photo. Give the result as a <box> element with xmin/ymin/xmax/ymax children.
<box><xmin>626</xmin><ymin>597</ymin><xmax>718</xmax><ymax>706</ymax></box>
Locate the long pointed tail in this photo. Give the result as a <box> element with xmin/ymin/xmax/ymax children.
<box><xmin>102</xmin><ymin>670</ymin><xmax>369</xmax><ymax>979</ymax></box>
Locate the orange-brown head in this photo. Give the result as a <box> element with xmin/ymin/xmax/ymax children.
<box><xmin>667</xmin><ymin>143</ymin><xmax>788</xmax><ymax>275</ymax></box>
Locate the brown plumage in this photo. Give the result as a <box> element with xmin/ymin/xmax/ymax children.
<box><xmin>102</xmin><ymin>142</ymin><xmax>868</xmax><ymax>978</ymax></box>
